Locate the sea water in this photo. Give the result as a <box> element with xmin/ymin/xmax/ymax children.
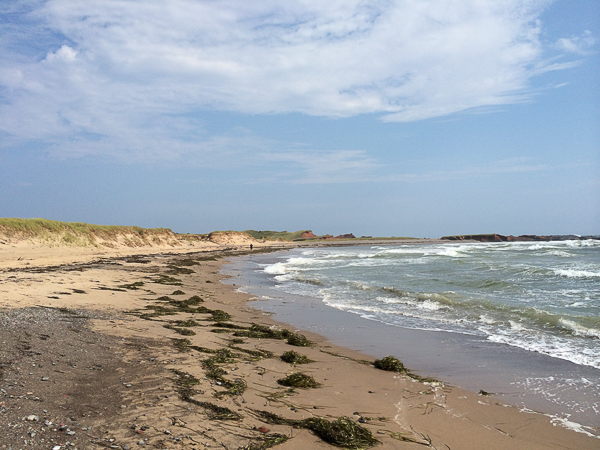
<box><xmin>222</xmin><ymin>240</ymin><xmax>600</xmax><ymax>434</ymax></box>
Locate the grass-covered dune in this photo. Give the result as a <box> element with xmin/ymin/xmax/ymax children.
<box><xmin>243</xmin><ymin>230</ymin><xmax>313</xmax><ymax>241</ymax></box>
<box><xmin>0</xmin><ymin>218</ymin><xmax>186</xmax><ymax>248</ymax></box>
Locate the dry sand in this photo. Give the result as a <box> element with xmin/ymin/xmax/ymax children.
<box><xmin>1</xmin><ymin>242</ymin><xmax>598</xmax><ymax>449</ymax></box>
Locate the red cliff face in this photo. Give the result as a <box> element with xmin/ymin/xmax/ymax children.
<box><xmin>325</xmin><ymin>233</ymin><xmax>356</xmax><ymax>240</ymax></box>
<box><xmin>301</xmin><ymin>231</ymin><xmax>317</xmax><ymax>239</ymax></box>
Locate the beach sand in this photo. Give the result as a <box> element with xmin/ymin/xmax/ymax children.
<box><xmin>1</xmin><ymin>243</ymin><xmax>598</xmax><ymax>449</ymax></box>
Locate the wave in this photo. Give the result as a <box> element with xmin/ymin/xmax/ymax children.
<box><xmin>258</xmin><ymin>241</ymin><xmax>600</xmax><ymax>370</ymax></box>
<box><xmin>264</xmin><ymin>262</ymin><xmax>289</xmax><ymax>275</ymax></box>
<box><xmin>559</xmin><ymin>319</ymin><xmax>600</xmax><ymax>339</ymax></box>
<box><xmin>554</xmin><ymin>269</ymin><xmax>600</xmax><ymax>278</ymax></box>
<box><xmin>326</xmin><ymin>283</ymin><xmax>600</xmax><ymax>340</ymax></box>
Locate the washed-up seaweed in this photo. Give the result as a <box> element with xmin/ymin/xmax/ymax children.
<box><xmin>239</xmin><ymin>434</ymin><xmax>290</xmax><ymax>449</ymax></box>
<box><xmin>252</xmin><ymin>410</ymin><xmax>379</xmax><ymax>449</ymax></box>
<box><xmin>281</xmin><ymin>350</ymin><xmax>312</xmax><ymax>364</ymax></box>
<box><xmin>170</xmin><ymin>369</ymin><xmax>242</xmax><ymax>420</ymax></box>
<box><xmin>373</xmin><ymin>356</ymin><xmax>406</xmax><ymax>373</ymax></box>
<box><xmin>276</xmin><ymin>373</ymin><xmax>319</xmax><ymax>389</ymax></box>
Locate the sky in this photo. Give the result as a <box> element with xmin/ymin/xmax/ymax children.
<box><xmin>1</xmin><ymin>0</ymin><xmax>599</xmax><ymax>238</ymax></box>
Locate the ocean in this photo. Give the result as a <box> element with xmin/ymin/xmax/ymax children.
<box><xmin>221</xmin><ymin>240</ymin><xmax>600</xmax><ymax>435</ymax></box>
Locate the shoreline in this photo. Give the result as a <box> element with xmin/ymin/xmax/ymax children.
<box><xmin>220</xmin><ymin>247</ymin><xmax>600</xmax><ymax>430</ymax></box>
<box><xmin>1</xmin><ymin>244</ymin><xmax>598</xmax><ymax>449</ymax></box>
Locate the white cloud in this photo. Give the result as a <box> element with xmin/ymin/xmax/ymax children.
<box><xmin>263</xmin><ymin>150</ymin><xmax>382</xmax><ymax>184</ymax></box>
<box><xmin>555</xmin><ymin>30</ymin><xmax>596</xmax><ymax>55</ymax></box>
<box><xmin>0</xmin><ymin>0</ymin><xmax>590</xmax><ymax>162</ymax></box>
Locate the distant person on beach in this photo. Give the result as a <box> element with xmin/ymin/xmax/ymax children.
<box><xmin>250</xmin><ymin>244</ymin><xmax>253</xmax><ymax>250</ymax></box>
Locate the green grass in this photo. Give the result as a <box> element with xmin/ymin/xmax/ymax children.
<box><xmin>243</xmin><ymin>230</ymin><xmax>313</xmax><ymax>241</ymax></box>
<box><xmin>0</xmin><ymin>218</ymin><xmax>174</xmax><ymax>247</ymax></box>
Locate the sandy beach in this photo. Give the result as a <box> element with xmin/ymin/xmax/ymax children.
<box><xmin>1</xmin><ymin>241</ymin><xmax>598</xmax><ymax>449</ymax></box>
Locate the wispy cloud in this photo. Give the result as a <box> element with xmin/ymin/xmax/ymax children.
<box><xmin>0</xmin><ymin>0</ymin><xmax>592</xmax><ymax>163</ymax></box>
<box><xmin>381</xmin><ymin>157</ymin><xmax>585</xmax><ymax>183</ymax></box>
<box><xmin>555</xmin><ymin>30</ymin><xmax>596</xmax><ymax>55</ymax></box>
<box><xmin>262</xmin><ymin>150</ymin><xmax>382</xmax><ymax>184</ymax></box>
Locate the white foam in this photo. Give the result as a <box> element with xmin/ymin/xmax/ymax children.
<box><xmin>434</xmin><ymin>248</ymin><xmax>466</xmax><ymax>257</ymax></box>
<box><xmin>550</xmin><ymin>416</ymin><xmax>600</xmax><ymax>439</ymax></box>
<box><xmin>554</xmin><ymin>269</ymin><xmax>600</xmax><ymax>278</ymax></box>
<box><xmin>509</xmin><ymin>320</ymin><xmax>527</xmax><ymax>331</ymax></box>
<box><xmin>558</xmin><ymin>319</ymin><xmax>600</xmax><ymax>339</ymax></box>
<box><xmin>487</xmin><ymin>333</ymin><xmax>600</xmax><ymax>369</ymax></box>
<box><xmin>418</xmin><ymin>300</ymin><xmax>443</xmax><ymax>311</ymax></box>
<box><xmin>264</xmin><ymin>262</ymin><xmax>288</xmax><ymax>275</ymax></box>
<box><xmin>479</xmin><ymin>314</ymin><xmax>495</xmax><ymax>325</ymax></box>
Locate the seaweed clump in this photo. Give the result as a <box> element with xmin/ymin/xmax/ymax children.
<box><xmin>211</xmin><ymin>310</ymin><xmax>231</xmax><ymax>321</ymax></box>
<box><xmin>166</xmin><ymin>266</ymin><xmax>195</xmax><ymax>275</ymax></box>
<box><xmin>286</xmin><ymin>333</ymin><xmax>311</xmax><ymax>347</ymax></box>
<box><xmin>119</xmin><ymin>281</ymin><xmax>145</xmax><ymax>290</ymax></box>
<box><xmin>202</xmin><ymin>350</ymin><xmax>248</xmax><ymax>397</ymax></box>
<box><xmin>150</xmin><ymin>274</ymin><xmax>183</xmax><ymax>285</ymax></box>
<box><xmin>198</xmin><ymin>401</ymin><xmax>242</xmax><ymax>420</ymax></box>
<box><xmin>277</xmin><ymin>373</ymin><xmax>319</xmax><ymax>389</ymax></box>
<box><xmin>163</xmin><ymin>324</ymin><xmax>196</xmax><ymax>336</ymax></box>
<box><xmin>240</xmin><ymin>434</ymin><xmax>290</xmax><ymax>450</ymax></box>
<box><xmin>281</xmin><ymin>351</ymin><xmax>312</xmax><ymax>365</ymax></box>
<box><xmin>373</xmin><ymin>356</ymin><xmax>407</xmax><ymax>373</ymax></box>
<box><xmin>231</xmin><ymin>324</ymin><xmax>312</xmax><ymax>346</ymax></box>
<box><xmin>253</xmin><ymin>411</ymin><xmax>379</xmax><ymax>448</ymax></box>
<box><xmin>171</xmin><ymin>319</ymin><xmax>200</xmax><ymax>327</ymax></box>
<box><xmin>171</xmin><ymin>338</ymin><xmax>193</xmax><ymax>352</ymax></box>
<box><xmin>170</xmin><ymin>369</ymin><xmax>242</xmax><ymax>420</ymax></box>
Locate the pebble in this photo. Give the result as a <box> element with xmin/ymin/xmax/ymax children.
<box><xmin>41</xmin><ymin>376</ymin><xmax>50</xmax><ymax>381</ymax></box>
<box><xmin>137</xmin><ymin>440</ymin><xmax>145</xmax><ymax>446</ymax></box>
<box><xmin>26</xmin><ymin>415</ymin><xmax>39</xmax><ymax>421</ymax></box>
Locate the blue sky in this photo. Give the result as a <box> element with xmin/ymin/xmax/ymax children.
<box><xmin>1</xmin><ymin>0</ymin><xmax>598</xmax><ymax>238</ymax></box>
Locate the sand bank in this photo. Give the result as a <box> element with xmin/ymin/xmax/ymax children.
<box><xmin>1</xmin><ymin>245</ymin><xmax>598</xmax><ymax>449</ymax></box>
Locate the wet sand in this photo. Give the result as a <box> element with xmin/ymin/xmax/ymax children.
<box><xmin>222</xmin><ymin>250</ymin><xmax>600</xmax><ymax>430</ymax></box>
<box><xmin>1</xmin><ymin>245</ymin><xmax>598</xmax><ymax>449</ymax></box>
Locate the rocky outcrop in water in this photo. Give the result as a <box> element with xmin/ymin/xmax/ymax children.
<box><xmin>441</xmin><ymin>234</ymin><xmax>600</xmax><ymax>242</ymax></box>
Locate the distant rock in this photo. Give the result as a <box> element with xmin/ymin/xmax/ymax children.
<box><xmin>441</xmin><ymin>234</ymin><xmax>600</xmax><ymax>242</ymax></box>
<box><xmin>326</xmin><ymin>233</ymin><xmax>356</xmax><ymax>240</ymax></box>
